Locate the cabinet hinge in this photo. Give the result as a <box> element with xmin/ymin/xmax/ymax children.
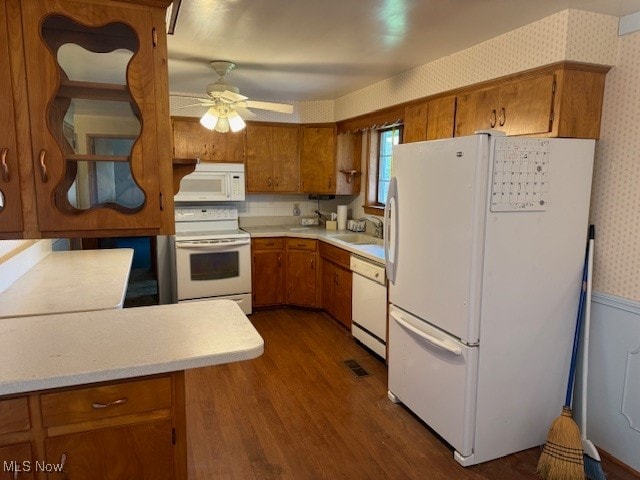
<box><xmin>172</xmin><ymin>427</ymin><xmax>176</xmax><ymax>445</ymax></box>
<box><xmin>160</xmin><ymin>192</ymin><xmax>164</xmax><ymax>211</ymax></box>
<box><xmin>152</xmin><ymin>27</ymin><xmax>158</xmax><ymax>48</ymax></box>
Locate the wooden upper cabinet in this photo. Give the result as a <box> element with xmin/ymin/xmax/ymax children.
<box><xmin>453</xmin><ymin>65</ymin><xmax>607</xmax><ymax>139</ymax></box>
<box><xmin>403</xmin><ymin>102</ymin><xmax>428</xmax><ymax>143</ymax></box>
<box><xmin>300</xmin><ymin>126</ymin><xmax>336</xmax><ymax>194</ymax></box>
<box><xmin>0</xmin><ymin>0</ymin><xmax>23</xmax><ymax>236</ymax></box>
<box><xmin>5</xmin><ymin>0</ymin><xmax>174</xmax><ymax>238</ymax></box>
<box><xmin>426</xmin><ymin>96</ymin><xmax>457</xmax><ymax>140</ymax></box>
<box><xmin>335</xmin><ymin>131</ymin><xmax>361</xmax><ymax>195</ymax></box>
<box><xmin>456</xmin><ymin>76</ymin><xmax>555</xmax><ymax>137</ymax></box>
<box><xmin>245</xmin><ymin>124</ymin><xmax>299</xmax><ymax>193</ymax></box>
<box><xmin>403</xmin><ymin>96</ymin><xmax>456</xmax><ymax>143</ymax></box>
<box><xmin>172</xmin><ymin>117</ymin><xmax>245</xmax><ymax>163</ymax></box>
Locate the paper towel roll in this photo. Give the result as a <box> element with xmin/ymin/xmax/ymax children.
<box><xmin>337</xmin><ymin>205</ymin><xmax>348</xmax><ymax>230</ymax></box>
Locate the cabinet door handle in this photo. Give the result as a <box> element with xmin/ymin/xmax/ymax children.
<box><xmin>490</xmin><ymin>109</ymin><xmax>497</xmax><ymax>128</ymax></box>
<box><xmin>1</xmin><ymin>148</ymin><xmax>9</xmax><ymax>182</ymax></box>
<box><xmin>328</xmin><ymin>176</ymin><xmax>332</xmax><ymax>188</ymax></box>
<box><xmin>310</xmin><ymin>259</ymin><xmax>315</xmax><ymax>270</ymax></box>
<box><xmin>275</xmin><ymin>177</ymin><xmax>279</xmax><ymax>187</ymax></box>
<box><xmin>334</xmin><ymin>272</ymin><xmax>338</xmax><ymax>285</ymax></box>
<box><xmin>39</xmin><ymin>149</ymin><xmax>48</xmax><ymax>183</ymax></box>
<box><xmin>92</xmin><ymin>397</ymin><xmax>128</xmax><ymax>409</ymax></box>
<box><xmin>499</xmin><ymin>107</ymin><xmax>506</xmax><ymax>126</ymax></box>
<box><xmin>277</xmin><ymin>254</ymin><xmax>281</xmax><ymax>267</ymax></box>
<box><xmin>267</xmin><ymin>177</ymin><xmax>272</xmax><ymax>186</ymax></box>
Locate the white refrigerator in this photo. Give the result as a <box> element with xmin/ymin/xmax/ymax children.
<box><xmin>384</xmin><ymin>132</ymin><xmax>595</xmax><ymax>466</ymax></box>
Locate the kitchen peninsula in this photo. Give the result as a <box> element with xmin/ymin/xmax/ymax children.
<box><xmin>0</xmin><ymin>300</ymin><xmax>264</xmax><ymax>479</ymax></box>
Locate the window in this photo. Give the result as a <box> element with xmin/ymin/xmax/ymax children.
<box><xmin>376</xmin><ymin>126</ymin><xmax>401</xmax><ymax>205</ymax></box>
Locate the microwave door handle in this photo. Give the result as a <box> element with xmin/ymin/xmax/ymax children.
<box><xmin>390</xmin><ymin>310</ymin><xmax>462</xmax><ymax>356</ymax></box>
<box><xmin>226</xmin><ymin>175</ymin><xmax>232</xmax><ymax>198</ymax></box>
<box><xmin>176</xmin><ymin>239</ymin><xmax>250</xmax><ymax>249</ymax></box>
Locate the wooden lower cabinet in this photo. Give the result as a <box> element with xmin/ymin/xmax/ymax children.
<box><xmin>45</xmin><ymin>420</ymin><xmax>174</xmax><ymax>480</ymax></box>
<box><xmin>319</xmin><ymin>243</ymin><xmax>352</xmax><ymax>328</ymax></box>
<box><xmin>0</xmin><ymin>373</ymin><xmax>185</xmax><ymax>480</ymax></box>
<box><xmin>0</xmin><ymin>443</ymin><xmax>33</xmax><ymax>479</ymax></box>
<box><xmin>251</xmin><ymin>238</ymin><xmax>285</xmax><ymax>307</ymax></box>
<box><xmin>285</xmin><ymin>244</ymin><xmax>318</xmax><ymax>308</ymax></box>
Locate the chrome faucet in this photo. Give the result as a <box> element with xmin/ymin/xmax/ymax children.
<box><xmin>358</xmin><ymin>216</ymin><xmax>384</xmax><ymax>239</ymax></box>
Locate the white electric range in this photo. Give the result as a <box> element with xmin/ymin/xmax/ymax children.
<box><xmin>171</xmin><ymin>206</ymin><xmax>252</xmax><ymax>314</ymax></box>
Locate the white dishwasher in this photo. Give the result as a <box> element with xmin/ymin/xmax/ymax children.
<box><xmin>350</xmin><ymin>255</ymin><xmax>387</xmax><ymax>359</ymax></box>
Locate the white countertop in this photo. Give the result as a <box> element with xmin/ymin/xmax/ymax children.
<box><xmin>0</xmin><ymin>300</ymin><xmax>264</xmax><ymax>395</ymax></box>
<box><xmin>0</xmin><ymin>249</ymin><xmax>134</xmax><ymax>319</ymax></box>
<box><xmin>242</xmin><ymin>226</ymin><xmax>385</xmax><ymax>265</ymax></box>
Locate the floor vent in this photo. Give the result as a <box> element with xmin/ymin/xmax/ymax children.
<box><xmin>344</xmin><ymin>359</ymin><xmax>370</xmax><ymax>377</ymax></box>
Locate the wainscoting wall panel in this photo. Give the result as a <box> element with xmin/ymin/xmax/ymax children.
<box><xmin>586</xmin><ymin>292</ymin><xmax>640</xmax><ymax>472</ymax></box>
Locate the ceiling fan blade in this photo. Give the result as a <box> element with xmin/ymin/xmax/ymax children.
<box><xmin>235</xmin><ymin>106</ymin><xmax>258</xmax><ymax>119</ymax></box>
<box><xmin>244</xmin><ymin>100</ymin><xmax>293</xmax><ymax>114</ymax></box>
<box><xmin>177</xmin><ymin>102</ymin><xmax>213</xmax><ymax>108</ymax></box>
<box><xmin>220</xmin><ymin>90</ymin><xmax>248</xmax><ymax>102</ymax></box>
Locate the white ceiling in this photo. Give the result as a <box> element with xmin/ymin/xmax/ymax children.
<box><xmin>167</xmin><ymin>0</ymin><xmax>640</xmax><ymax>102</ymax></box>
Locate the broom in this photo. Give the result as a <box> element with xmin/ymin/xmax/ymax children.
<box><xmin>581</xmin><ymin>226</ymin><xmax>605</xmax><ymax>480</ymax></box>
<box><xmin>537</xmin><ymin>233</ymin><xmax>591</xmax><ymax>480</ymax></box>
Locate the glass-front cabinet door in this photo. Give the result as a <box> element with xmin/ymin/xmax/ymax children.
<box><xmin>20</xmin><ymin>0</ymin><xmax>162</xmax><ymax>234</ymax></box>
<box><xmin>0</xmin><ymin>1</ymin><xmax>23</xmax><ymax>235</ymax></box>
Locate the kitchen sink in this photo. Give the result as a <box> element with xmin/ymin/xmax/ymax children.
<box><xmin>330</xmin><ymin>233</ymin><xmax>383</xmax><ymax>245</ymax></box>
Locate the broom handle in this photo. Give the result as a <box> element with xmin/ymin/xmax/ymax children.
<box><xmin>565</xmin><ymin>232</ymin><xmax>590</xmax><ymax>407</ymax></box>
<box><xmin>581</xmin><ymin>225</ymin><xmax>595</xmax><ymax>433</ymax></box>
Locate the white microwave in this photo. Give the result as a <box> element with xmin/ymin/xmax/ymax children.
<box><xmin>175</xmin><ymin>163</ymin><xmax>245</xmax><ymax>202</ymax></box>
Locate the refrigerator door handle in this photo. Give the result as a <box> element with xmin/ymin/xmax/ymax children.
<box><xmin>384</xmin><ymin>176</ymin><xmax>399</xmax><ymax>283</ymax></box>
<box><xmin>390</xmin><ymin>310</ymin><xmax>463</xmax><ymax>356</ymax></box>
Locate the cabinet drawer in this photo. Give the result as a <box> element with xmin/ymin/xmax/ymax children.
<box><xmin>286</xmin><ymin>238</ymin><xmax>317</xmax><ymax>251</ymax></box>
<box><xmin>319</xmin><ymin>242</ymin><xmax>351</xmax><ymax>269</ymax></box>
<box><xmin>252</xmin><ymin>237</ymin><xmax>284</xmax><ymax>250</ymax></box>
<box><xmin>0</xmin><ymin>397</ymin><xmax>30</xmax><ymax>434</ymax></box>
<box><xmin>41</xmin><ymin>377</ymin><xmax>172</xmax><ymax>428</ymax></box>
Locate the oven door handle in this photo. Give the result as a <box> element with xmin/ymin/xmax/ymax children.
<box><xmin>176</xmin><ymin>239</ymin><xmax>250</xmax><ymax>249</ymax></box>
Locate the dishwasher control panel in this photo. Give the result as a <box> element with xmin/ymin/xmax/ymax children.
<box><xmin>350</xmin><ymin>256</ymin><xmax>386</xmax><ymax>285</ymax></box>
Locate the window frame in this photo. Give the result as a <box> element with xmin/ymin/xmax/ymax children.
<box><xmin>363</xmin><ymin>124</ymin><xmax>402</xmax><ymax>215</ymax></box>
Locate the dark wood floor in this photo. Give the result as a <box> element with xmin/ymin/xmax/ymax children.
<box><xmin>185</xmin><ymin>308</ymin><xmax>638</xmax><ymax>480</ymax></box>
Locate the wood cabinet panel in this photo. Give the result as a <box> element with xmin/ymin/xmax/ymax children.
<box><xmin>245</xmin><ymin>124</ymin><xmax>272</xmax><ymax>191</ymax></box>
<box><xmin>320</xmin><ymin>257</ymin><xmax>352</xmax><ymax>328</ymax></box>
<box><xmin>300</xmin><ymin>126</ymin><xmax>336</xmax><ymax>194</ymax></box>
<box><xmin>0</xmin><ymin>0</ymin><xmax>23</xmax><ymax>235</ymax></box>
<box><xmin>403</xmin><ymin>102</ymin><xmax>428</xmax><ymax>143</ymax></box>
<box><xmin>41</xmin><ymin>377</ymin><xmax>172</xmax><ymax>428</ymax></box>
<box><xmin>498</xmin><ymin>75</ymin><xmax>555</xmax><ymax>136</ymax></box>
<box><xmin>172</xmin><ymin>118</ymin><xmax>244</xmax><ymax>163</ymax></box>
<box><xmin>319</xmin><ymin>242</ymin><xmax>350</xmax><ymax>269</ymax></box>
<box><xmin>426</xmin><ymin>96</ymin><xmax>456</xmax><ymax>140</ymax></box>
<box><xmin>0</xmin><ymin>398</ymin><xmax>30</xmax><ymax>435</ymax></box>
<box><xmin>271</xmin><ymin>126</ymin><xmax>299</xmax><ymax>192</ymax></box>
<box><xmin>45</xmin><ymin>419</ymin><xmax>175</xmax><ymax>480</ymax></box>
<box><xmin>252</xmin><ymin>250</ymin><xmax>284</xmax><ymax>307</ymax></box>
<box><xmin>554</xmin><ymin>68</ymin><xmax>606</xmax><ymax>139</ymax></box>
<box><xmin>0</xmin><ymin>443</ymin><xmax>33</xmax><ymax>480</ymax></box>
<box><xmin>252</xmin><ymin>237</ymin><xmax>284</xmax><ymax>250</ymax></box>
<box><xmin>285</xmin><ymin>238</ymin><xmax>316</xmax><ymax>252</ymax></box>
<box><xmin>286</xmin><ymin>250</ymin><xmax>318</xmax><ymax>307</ymax></box>
<box><xmin>335</xmin><ymin>132</ymin><xmax>361</xmax><ymax>195</ymax></box>
<box><xmin>246</xmin><ymin>124</ymin><xmax>299</xmax><ymax>193</ymax></box>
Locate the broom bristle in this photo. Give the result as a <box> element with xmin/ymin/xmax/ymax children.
<box><xmin>537</xmin><ymin>407</ymin><xmax>585</xmax><ymax>480</ymax></box>
<box><xmin>584</xmin><ymin>454</ymin><xmax>606</xmax><ymax>480</ymax></box>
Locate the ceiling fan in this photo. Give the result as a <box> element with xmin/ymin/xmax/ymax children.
<box><xmin>180</xmin><ymin>61</ymin><xmax>294</xmax><ymax>133</ymax></box>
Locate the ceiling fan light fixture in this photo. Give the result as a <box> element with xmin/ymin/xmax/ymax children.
<box><xmin>228</xmin><ymin>111</ymin><xmax>246</xmax><ymax>132</ymax></box>
<box><xmin>200</xmin><ymin>107</ymin><xmax>219</xmax><ymax>130</ymax></box>
<box><xmin>214</xmin><ymin>116</ymin><xmax>230</xmax><ymax>133</ymax></box>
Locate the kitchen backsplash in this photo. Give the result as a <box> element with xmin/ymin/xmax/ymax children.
<box><xmin>234</xmin><ymin>194</ymin><xmax>358</xmax><ymax>221</ymax></box>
